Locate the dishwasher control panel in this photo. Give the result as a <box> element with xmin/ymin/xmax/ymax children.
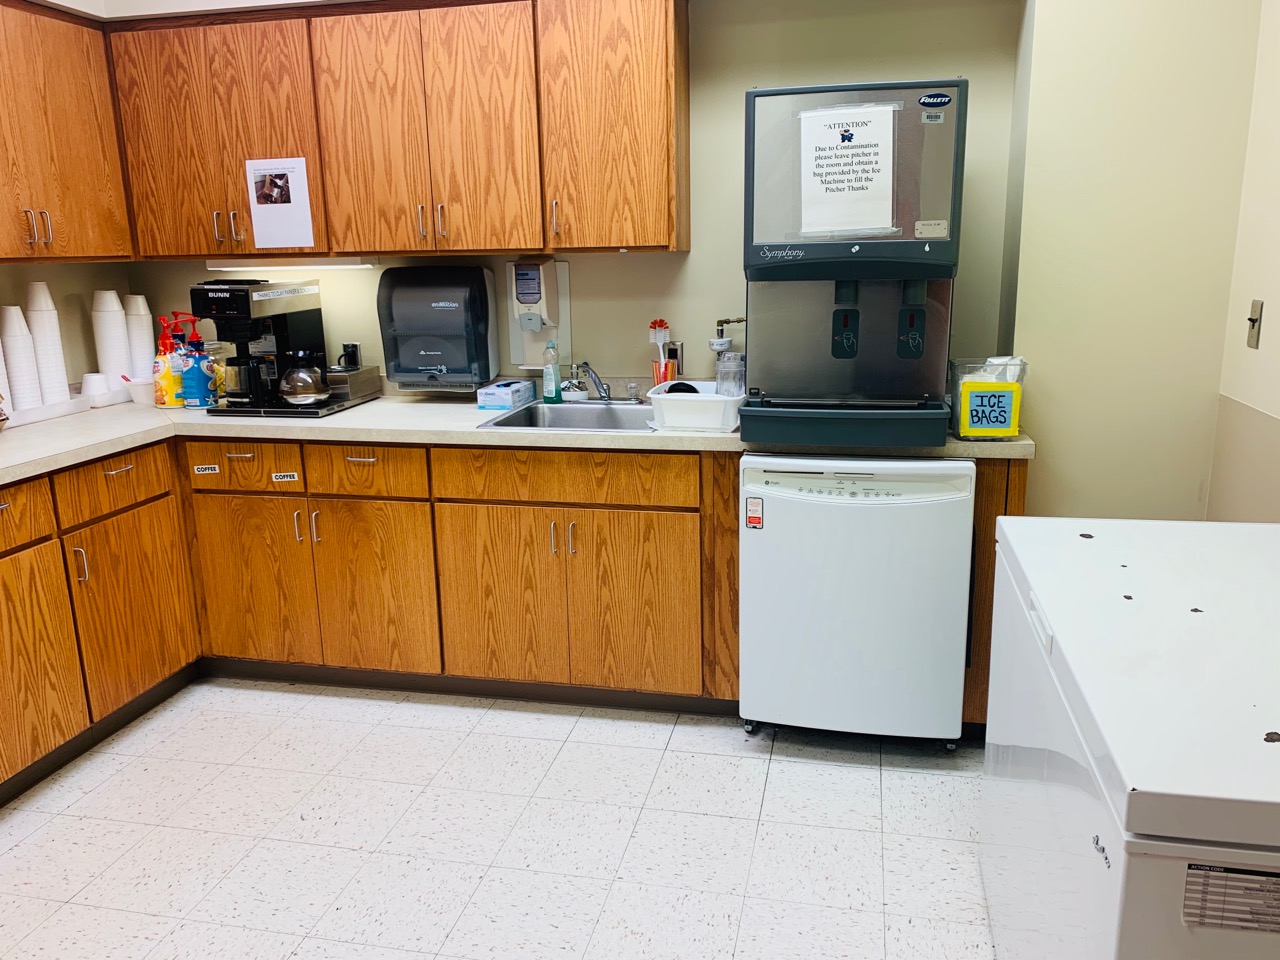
<box><xmin>742</xmin><ymin>468</ymin><xmax>971</xmax><ymax>503</ymax></box>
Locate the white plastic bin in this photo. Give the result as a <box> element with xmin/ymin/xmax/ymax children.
<box><xmin>647</xmin><ymin>381</ymin><xmax>745</xmax><ymax>432</ymax></box>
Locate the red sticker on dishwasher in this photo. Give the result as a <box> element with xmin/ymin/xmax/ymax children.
<box><xmin>746</xmin><ymin>497</ymin><xmax>764</xmax><ymax>529</ymax></box>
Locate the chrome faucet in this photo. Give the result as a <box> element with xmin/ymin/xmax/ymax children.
<box><xmin>577</xmin><ymin>361</ymin><xmax>611</xmax><ymax>401</ymax></box>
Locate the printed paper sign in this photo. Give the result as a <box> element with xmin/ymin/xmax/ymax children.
<box><xmin>245</xmin><ymin>158</ymin><xmax>315</xmax><ymax>248</ymax></box>
<box><xmin>800</xmin><ymin>105</ymin><xmax>896</xmax><ymax>236</ymax></box>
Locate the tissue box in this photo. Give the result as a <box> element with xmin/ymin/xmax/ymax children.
<box><xmin>478</xmin><ymin>379</ymin><xmax>536</xmax><ymax>410</ymax></box>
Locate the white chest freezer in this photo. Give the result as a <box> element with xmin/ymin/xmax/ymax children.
<box><xmin>983</xmin><ymin>517</ymin><xmax>1280</xmax><ymax>960</ymax></box>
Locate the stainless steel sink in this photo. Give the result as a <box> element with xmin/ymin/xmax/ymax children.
<box><xmin>479</xmin><ymin>401</ymin><xmax>653</xmax><ymax>432</ymax></box>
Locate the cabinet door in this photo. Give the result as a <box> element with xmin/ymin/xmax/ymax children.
<box><xmin>537</xmin><ymin>0</ymin><xmax>673</xmax><ymax>248</ymax></box>
<box><xmin>64</xmin><ymin>498</ymin><xmax>198</xmax><ymax>720</ymax></box>
<box><xmin>112</xmin><ymin>27</ymin><xmax>225</xmax><ymax>257</ymax></box>
<box><xmin>567</xmin><ymin>508</ymin><xmax>701</xmax><ymax>694</ymax></box>
<box><xmin>312</xmin><ymin>11</ymin><xmax>434</xmax><ymax>253</ymax></box>
<box><xmin>10</xmin><ymin>9</ymin><xmax>130</xmax><ymax>258</ymax></box>
<box><xmin>0</xmin><ymin>541</ymin><xmax>90</xmax><ymax>781</ymax></box>
<box><xmin>422</xmin><ymin>2</ymin><xmax>542</xmax><ymax>251</ymax></box>
<box><xmin>435</xmin><ymin>503</ymin><xmax>569</xmax><ymax>682</ymax></box>
<box><xmin>312</xmin><ymin>498</ymin><xmax>441</xmax><ymax>673</ymax></box>
<box><xmin>191</xmin><ymin>495</ymin><xmax>322</xmax><ymax>663</ymax></box>
<box><xmin>0</xmin><ymin>8</ymin><xmax>39</xmax><ymax>259</ymax></box>
<box><xmin>208</xmin><ymin>20</ymin><xmax>328</xmax><ymax>253</ymax></box>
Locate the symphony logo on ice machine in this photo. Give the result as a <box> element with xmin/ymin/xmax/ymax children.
<box><xmin>737</xmin><ymin>80</ymin><xmax>976</xmax><ymax>740</ymax></box>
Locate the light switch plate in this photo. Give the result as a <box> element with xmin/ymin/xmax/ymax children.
<box><xmin>1248</xmin><ymin>299</ymin><xmax>1263</xmax><ymax>350</ymax></box>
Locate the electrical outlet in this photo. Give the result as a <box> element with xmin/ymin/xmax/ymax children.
<box><xmin>1248</xmin><ymin>299</ymin><xmax>1263</xmax><ymax>349</ymax></box>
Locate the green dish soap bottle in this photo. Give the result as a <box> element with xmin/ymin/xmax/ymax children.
<box><xmin>542</xmin><ymin>339</ymin><xmax>563</xmax><ymax>404</ymax></box>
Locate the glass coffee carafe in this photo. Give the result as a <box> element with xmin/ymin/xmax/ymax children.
<box><xmin>278</xmin><ymin>350</ymin><xmax>332</xmax><ymax>406</ymax></box>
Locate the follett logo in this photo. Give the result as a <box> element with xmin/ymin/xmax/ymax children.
<box><xmin>918</xmin><ymin>93</ymin><xmax>953</xmax><ymax>107</ymax></box>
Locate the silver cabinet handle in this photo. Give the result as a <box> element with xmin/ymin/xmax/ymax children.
<box><xmin>310</xmin><ymin>510</ymin><xmax>320</xmax><ymax>542</ymax></box>
<box><xmin>436</xmin><ymin>203</ymin><xmax>446</xmax><ymax>238</ymax></box>
<box><xmin>230</xmin><ymin>209</ymin><xmax>243</xmax><ymax>242</ymax></box>
<box><xmin>550</xmin><ymin>520</ymin><xmax>558</xmax><ymax>555</ymax></box>
<box><xmin>551</xmin><ymin>199</ymin><xmax>559</xmax><ymax>235</ymax></box>
<box><xmin>213</xmin><ymin>210</ymin><xmax>224</xmax><ymax>242</ymax></box>
<box><xmin>0</xmin><ymin>502</ymin><xmax>10</xmax><ymax>511</ymax></box>
<box><xmin>22</xmin><ymin>209</ymin><xmax>37</xmax><ymax>245</ymax></box>
<box><xmin>292</xmin><ymin>510</ymin><xmax>303</xmax><ymax>542</ymax></box>
<box><xmin>417</xmin><ymin>203</ymin><xmax>427</xmax><ymax>238</ymax></box>
<box><xmin>568</xmin><ymin>521</ymin><xmax>576</xmax><ymax>555</ymax></box>
<box><xmin>103</xmin><ymin>464</ymin><xmax>134</xmax><ymax>477</ymax></box>
<box><xmin>225</xmin><ymin>452</ymin><xmax>255</xmax><ymax>459</ymax></box>
<box><xmin>39</xmin><ymin>209</ymin><xmax>53</xmax><ymax>244</ymax></box>
<box><xmin>345</xmin><ymin>456</ymin><xmax>377</xmax><ymax>463</ymax></box>
<box><xmin>73</xmin><ymin>547</ymin><xmax>89</xmax><ymax>583</ymax></box>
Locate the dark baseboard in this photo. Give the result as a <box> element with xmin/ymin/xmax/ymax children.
<box><xmin>0</xmin><ymin>663</ymin><xmax>200</xmax><ymax>809</ymax></box>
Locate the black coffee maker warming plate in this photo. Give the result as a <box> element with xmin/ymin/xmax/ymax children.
<box><xmin>205</xmin><ymin>394</ymin><xmax>378</xmax><ymax>418</ymax></box>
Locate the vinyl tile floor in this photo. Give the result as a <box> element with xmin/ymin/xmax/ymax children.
<box><xmin>0</xmin><ymin>679</ymin><xmax>993</xmax><ymax>959</ymax></box>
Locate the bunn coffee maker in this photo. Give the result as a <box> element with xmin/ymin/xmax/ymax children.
<box><xmin>740</xmin><ymin>79</ymin><xmax>968</xmax><ymax>446</ymax></box>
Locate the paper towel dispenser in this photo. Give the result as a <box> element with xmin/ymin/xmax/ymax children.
<box><xmin>376</xmin><ymin>266</ymin><xmax>497</xmax><ymax>390</ymax></box>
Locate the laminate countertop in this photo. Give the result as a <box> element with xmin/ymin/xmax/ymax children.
<box><xmin>0</xmin><ymin>397</ymin><xmax>1035</xmax><ymax>487</ymax></box>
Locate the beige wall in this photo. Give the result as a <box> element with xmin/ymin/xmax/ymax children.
<box><xmin>129</xmin><ymin>0</ymin><xmax>1022</xmax><ymax>381</ymax></box>
<box><xmin>1011</xmin><ymin>0</ymin><xmax>1260</xmax><ymax>520</ymax></box>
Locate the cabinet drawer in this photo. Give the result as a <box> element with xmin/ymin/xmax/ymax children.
<box><xmin>432</xmin><ymin>448</ymin><xmax>700</xmax><ymax>508</ymax></box>
<box><xmin>0</xmin><ymin>478</ymin><xmax>56</xmax><ymax>553</ymax></box>
<box><xmin>186</xmin><ymin>442</ymin><xmax>305</xmax><ymax>492</ymax></box>
<box><xmin>53</xmin><ymin>443</ymin><xmax>172</xmax><ymax>528</ymax></box>
<box><xmin>304</xmin><ymin>444</ymin><xmax>429</xmax><ymax>499</ymax></box>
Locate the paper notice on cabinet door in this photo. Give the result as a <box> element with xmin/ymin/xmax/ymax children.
<box><xmin>244</xmin><ymin>158</ymin><xmax>315</xmax><ymax>248</ymax></box>
<box><xmin>800</xmin><ymin>104</ymin><xmax>896</xmax><ymax>236</ymax></box>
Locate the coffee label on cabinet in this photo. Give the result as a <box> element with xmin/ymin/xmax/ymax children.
<box><xmin>272</xmin><ymin>472</ymin><xmax>299</xmax><ymax>483</ymax></box>
<box><xmin>193</xmin><ymin>464</ymin><xmax>220</xmax><ymax>475</ymax></box>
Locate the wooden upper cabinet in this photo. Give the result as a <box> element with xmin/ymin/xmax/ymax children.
<box><xmin>312</xmin><ymin>11</ymin><xmax>435</xmax><ymax>253</ymax></box>
<box><xmin>207</xmin><ymin>20</ymin><xmax>327</xmax><ymax>254</ymax></box>
<box><xmin>537</xmin><ymin>0</ymin><xmax>689</xmax><ymax>250</ymax></box>
<box><xmin>421</xmin><ymin>2</ymin><xmax>542</xmax><ymax>251</ymax></box>
<box><xmin>113</xmin><ymin>27</ymin><xmax>223</xmax><ymax>257</ymax></box>
<box><xmin>0</xmin><ymin>6</ymin><xmax>129</xmax><ymax>259</ymax></box>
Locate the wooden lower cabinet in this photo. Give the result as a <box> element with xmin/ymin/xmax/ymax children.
<box><xmin>192</xmin><ymin>495</ymin><xmax>323</xmax><ymax>664</ymax></box>
<box><xmin>64</xmin><ymin>498</ymin><xmax>197</xmax><ymax>719</ymax></box>
<box><xmin>312</xmin><ymin>498</ymin><xmax>442</xmax><ymax>673</ymax></box>
<box><xmin>567</xmin><ymin>509</ymin><xmax>701</xmax><ymax>695</ymax></box>
<box><xmin>0</xmin><ymin>541</ymin><xmax>90</xmax><ymax>781</ymax></box>
<box><xmin>436</xmin><ymin>503</ymin><xmax>569</xmax><ymax>683</ymax></box>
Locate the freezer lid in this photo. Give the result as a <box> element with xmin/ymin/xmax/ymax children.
<box><xmin>997</xmin><ymin>516</ymin><xmax>1280</xmax><ymax>848</ymax></box>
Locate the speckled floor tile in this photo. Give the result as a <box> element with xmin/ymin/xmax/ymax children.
<box><xmin>881</xmin><ymin>739</ymin><xmax>985</xmax><ymax>777</ymax></box>
<box><xmin>388</xmin><ymin>693</ymin><xmax>494</xmax><ymax>733</ymax></box>
<box><xmin>237</xmin><ymin>718</ymin><xmax>376</xmax><ymax>775</ymax></box>
<box><xmin>332</xmin><ymin>725</ymin><xmax>464</xmax><ymax>785</ymax></box>
<box><xmin>63</xmin><ymin>758</ymin><xmax>223</xmax><ymax>825</ymax></box>
<box><xmin>770</xmin><ymin>728</ymin><xmax>881</xmax><ymax>767</ymax></box>
<box><xmin>7</xmin><ymin>753</ymin><xmax>135</xmax><ymax>814</ymax></box>
<box><xmin>0</xmin><ymin>893</ymin><xmax>61</xmax><ymax>946</ymax></box>
<box><xmin>268</xmin><ymin>776</ymin><xmax>422</xmax><ymax>851</ymax></box>
<box><xmin>471</xmin><ymin>701</ymin><xmax>584</xmax><ymax>740</ymax></box>
<box><xmin>4</xmin><ymin>903</ymin><xmax>174</xmax><ymax>960</ymax></box>
<box><xmin>0</xmin><ymin>816</ymin><xmax>151</xmax><ymax>900</ymax></box>
<box><xmin>432</xmin><ymin>734</ymin><xmax>561</xmax><ymax>796</ymax></box>
<box><xmin>882</xmin><ymin>771</ymin><xmax>980</xmax><ymax>842</ymax></box>
<box><xmin>189</xmin><ymin>838</ymin><xmax>367</xmax><ymax>936</ymax></box>
<box><xmin>883</xmin><ymin>835</ymin><xmax>988</xmax><ymax>925</ymax></box>
<box><xmin>143</xmin><ymin>710</ymin><xmax>286</xmax><ymax>765</ymax></box>
<box><xmin>0</xmin><ymin>809</ymin><xmax>53</xmax><ymax>858</ymax></box>
<box><xmin>734</xmin><ymin>897</ymin><xmax>884</xmax><ymax>960</ymax></box>
<box><xmin>884</xmin><ymin>915</ymin><xmax>994</xmax><ymax>958</ymax></box>
<box><xmin>71</xmin><ymin>825</ymin><xmax>254</xmax><ymax>917</ymax></box>
<box><xmin>311</xmin><ymin>853</ymin><xmax>485</xmax><ymax>953</ymax></box>
<box><xmin>747</xmin><ymin>821</ymin><xmax>883</xmax><ymax>911</ymax></box>
<box><xmin>618</xmin><ymin>809</ymin><xmax>757</xmax><ymax>894</ymax></box>
<box><xmin>495</xmin><ymin>798</ymin><xmax>639</xmax><ymax>879</ymax></box>
<box><xmin>667</xmin><ymin>715</ymin><xmax>774</xmax><ymax>758</ymax></box>
<box><xmin>166</xmin><ymin>766</ymin><xmax>321</xmax><ymax>837</ymax></box>
<box><xmin>584</xmin><ymin>881</ymin><xmax>741</xmax><ymax>960</ymax></box>
<box><xmin>296</xmin><ymin>687</ymin><xmax>409</xmax><ymax>724</ymax></box>
<box><xmin>568</xmin><ymin>707</ymin><xmax>677</xmax><ymax>750</ymax></box>
<box><xmin>379</xmin><ymin>787</ymin><xmax>528</xmax><ymax>865</ymax></box>
<box><xmin>146</xmin><ymin>919</ymin><xmax>301</xmax><ymax>960</ymax></box>
<box><xmin>92</xmin><ymin>704</ymin><xmax>204</xmax><ymax>757</ymax></box>
<box><xmin>761</xmin><ymin>759</ymin><xmax>882</xmax><ymax>831</ymax></box>
<box><xmin>535</xmin><ymin>741</ymin><xmax>662</xmax><ymax>806</ymax></box>
<box><xmin>442</xmin><ymin>866</ymin><xmax>609</xmax><ymax>960</ymax></box>
<box><xmin>646</xmin><ymin>751</ymin><xmax>768</xmax><ymax>818</ymax></box>
<box><xmin>289</xmin><ymin>939</ymin><xmax>431</xmax><ymax>959</ymax></box>
<box><xmin>166</xmin><ymin>679</ymin><xmax>323</xmax><ymax>717</ymax></box>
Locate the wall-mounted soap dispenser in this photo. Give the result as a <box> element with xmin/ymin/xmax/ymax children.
<box><xmin>507</xmin><ymin>259</ymin><xmax>572</xmax><ymax>369</ymax></box>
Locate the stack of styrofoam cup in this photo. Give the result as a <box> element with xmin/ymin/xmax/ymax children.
<box><xmin>0</xmin><ymin>337</ymin><xmax>10</xmax><ymax>416</ymax></box>
<box><xmin>123</xmin><ymin>294</ymin><xmax>155</xmax><ymax>381</ymax></box>
<box><xmin>0</xmin><ymin>306</ymin><xmax>43</xmax><ymax>411</ymax></box>
<box><xmin>25</xmin><ymin>282</ymin><xmax>71</xmax><ymax>404</ymax></box>
<box><xmin>91</xmin><ymin>290</ymin><xmax>132</xmax><ymax>387</ymax></box>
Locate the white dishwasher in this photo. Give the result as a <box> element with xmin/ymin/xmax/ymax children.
<box><xmin>739</xmin><ymin>455</ymin><xmax>976</xmax><ymax>739</ymax></box>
